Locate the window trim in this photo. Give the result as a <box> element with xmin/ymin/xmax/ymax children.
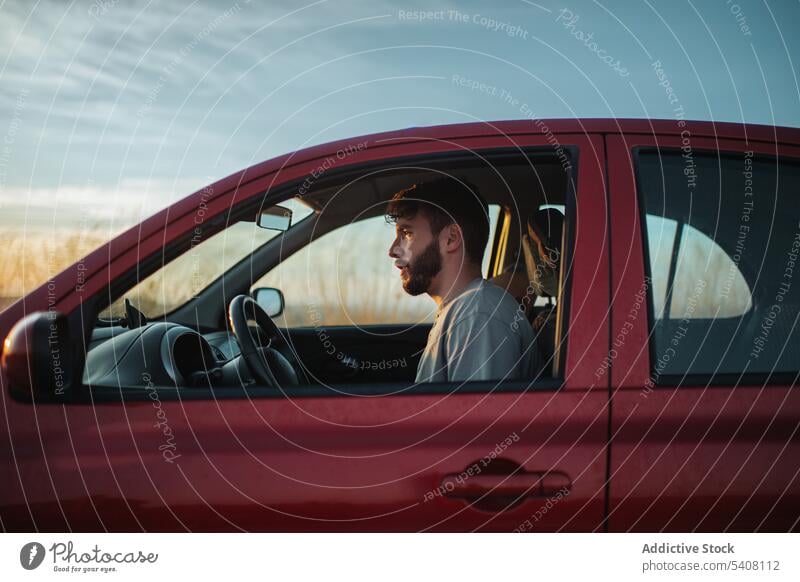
<box><xmin>84</xmin><ymin>376</ymin><xmax>564</xmax><ymax>403</ymax></box>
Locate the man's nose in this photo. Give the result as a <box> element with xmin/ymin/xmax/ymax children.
<box><xmin>388</xmin><ymin>236</ymin><xmax>400</xmax><ymax>258</ymax></box>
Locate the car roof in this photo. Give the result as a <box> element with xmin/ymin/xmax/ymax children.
<box><xmin>235</xmin><ymin>118</ymin><xmax>799</xmax><ymax>187</ymax></box>
<box><xmin>271</xmin><ymin>117</ymin><xmax>799</xmax><ymax>160</ymax></box>
<box><xmin>348</xmin><ymin>117</ymin><xmax>800</xmax><ymax>143</ymax></box>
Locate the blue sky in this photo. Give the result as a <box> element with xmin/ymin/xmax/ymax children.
<box><xmin>0</xmin><ymin>0</ymin><xmax>798</xmax><ymax>230</ymax></box>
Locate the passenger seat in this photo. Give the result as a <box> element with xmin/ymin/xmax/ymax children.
<box><xmin>523</xmin><ymin>208</ymin><xmax>563</xmax><ymax>374</ymax></box>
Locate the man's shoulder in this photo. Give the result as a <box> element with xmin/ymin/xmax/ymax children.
<box><xmin>443</xmin><ymin>279</ymin><xmax>521</xmax><ymax>324</ymax></box>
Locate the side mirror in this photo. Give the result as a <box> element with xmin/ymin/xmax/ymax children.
<box><xmin>252</xmin><ymin>287</ymin><xmax>285</xmax><ymax>317</ymax></box>
<box><xmin>2</xmin><ymin>311</ymin><xmax>72</xmax><ymax>401</ymax></box>
<box><xmin>257</xmin><ymin>205</ymin><xmax>292</xmax><ymax>231</ymax></box>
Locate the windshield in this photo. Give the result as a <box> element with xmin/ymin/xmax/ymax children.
<box><xmin>99</xmin><ymin>199</ymin><xmax>314</xmax><ymax>319</ymax></box>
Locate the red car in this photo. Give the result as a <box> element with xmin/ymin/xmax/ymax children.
<box><xmin>1</xmin><ymin>119</ymin><xmax>798</xmax><ymax>532</ymax></box>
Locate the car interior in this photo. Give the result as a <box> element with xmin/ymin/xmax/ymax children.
<box><xmin>83</xmin><ymin>148</ymin><xmax>573</xmax><ymax>395</ymax></box>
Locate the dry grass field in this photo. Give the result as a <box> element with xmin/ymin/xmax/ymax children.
<box><xmin>0</xmin><ymin>228</ymin><xmax>110</xmax><ymax>311</ymax></box>
<box><xmin>0</xmin><ymin>215</ymin><xmax>748</xmax><ymax>326</ymax></box>
<box><xmin>0</xmin><ymin>220</ymin><xmax>436</xmax><ymax>327</ymax></box>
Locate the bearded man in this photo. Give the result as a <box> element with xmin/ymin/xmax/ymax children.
<box><xmin>386</xmin><ymin>177</ymin><xmax>538</xmax><ymax>383</ymax></box>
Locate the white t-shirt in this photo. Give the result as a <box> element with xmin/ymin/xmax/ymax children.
<box><xmin>415</xmin><ymin>278</ymin><xmax>539</xmax><ymax>383</ymax></box>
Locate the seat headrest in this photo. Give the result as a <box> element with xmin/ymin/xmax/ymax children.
<box><xmin>521</xmin><ymin>208</ymin><xmax>564</xmax><ymax>298</ymax></box>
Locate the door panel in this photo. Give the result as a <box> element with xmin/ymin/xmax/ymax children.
<box><xmin>283</xmin><ymin>324</ymin><xmax>430</xmax><ymax>384</ymax></box>
<box><xmin>606</xmin><ymin>133</ymin><xmax>800</xmax><ymax>531</ymax></box>
<box><xmin>1</xmin><ymin>389</ymin><xmax>608</xmax><ymax>531</ymax></box>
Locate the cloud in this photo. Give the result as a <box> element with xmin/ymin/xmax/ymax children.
<box><xmin>0</xmin><ymin>177</ymin><xmax>201</xmax><ymax>230</ymax></box>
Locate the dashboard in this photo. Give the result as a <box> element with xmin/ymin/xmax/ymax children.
<box><xmin>84</xmin><ymin>322</ymin><xmax>252</xmax><ymax>388</ymax></box>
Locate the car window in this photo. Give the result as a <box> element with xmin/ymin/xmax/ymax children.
<box><xmin>255</xmin><ymin>204</ymin><xmax>501</xmax><ymax>327</ymax></box>
<box><xmin>637</xmin><ymin>149</ymin><xmax>800</xmax><ymax>379</ymax></box>
<box><xmin>99</xmin><ymin>199</ymin><xmax>314</xmax><ymax>319</ymax></box>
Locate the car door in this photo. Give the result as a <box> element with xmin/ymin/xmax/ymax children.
<box><xmin>1</xmin><ymin>128</ymin><xmax>611</xmax><ymax>532</ymax></box>
<box><xmin>606</xmin><ymin>129</ymin><xmax>800</xmax><ymax>532</ymax></box>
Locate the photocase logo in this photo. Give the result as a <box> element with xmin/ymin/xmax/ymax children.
<box><xmin>20</xmin><ymin>542</ymin><xmax>46</xmax><ymax>570</ymax></box>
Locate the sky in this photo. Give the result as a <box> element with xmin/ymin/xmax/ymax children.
<box><xmin>0</xmin><ymin>0</ymin><xmax>798</xmax><ymax>232</ymax></box>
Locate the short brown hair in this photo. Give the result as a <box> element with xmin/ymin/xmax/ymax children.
<box><xmin>386</xmin><ymin>177</ymin><xmax>489</xmax><ymax>264</ymax></box>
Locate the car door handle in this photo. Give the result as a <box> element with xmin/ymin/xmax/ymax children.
<box><xmin>440</xmin><ymin>471</ymin><xmax>571</xmax><ymax>499</ymax></box>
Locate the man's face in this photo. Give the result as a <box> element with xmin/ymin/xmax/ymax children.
<box><xmin>388</xmin><ymin>213</ymin><xmax>442</xmax><ymax>296</ymax></box>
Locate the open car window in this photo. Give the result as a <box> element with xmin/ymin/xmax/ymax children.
<box><xmin>254</xmin><ymin>205</ymin><xmax>501</xmax><ymax>327</ymax></box>
<box><xmin>80</xmin><ymin>147</ymin><xmax>575</xmax><ymax>393</ymax></box>
<box><xmin>99</xmin><ymin>198</ymin><xmax>314</xmax><ymax>319</ymax></box>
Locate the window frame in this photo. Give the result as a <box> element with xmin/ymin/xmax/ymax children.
<box><xmin>61</xmin><ymin>141</ymin><xmax>594</xmax><ymax>404</ymax></box>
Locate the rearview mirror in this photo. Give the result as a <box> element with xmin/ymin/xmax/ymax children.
<box><xmin>257</xmin><ymin>206</ymin><xmax>292</xmax><ymax>231</ymax></box>
<box><xmin>252</xmin><ymin>287</ymin><xmax>285</xmax><ymax>317</ymax></box>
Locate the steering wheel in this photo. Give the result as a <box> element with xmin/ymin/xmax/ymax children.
<box><xmin>228</xmin><ymin>294</ymin><xmax>301</xmax><ymax>388</ymax></box>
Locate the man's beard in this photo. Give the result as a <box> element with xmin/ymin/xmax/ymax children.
<box><xmin>401</xmin><ymin>238</ymin><xmax>442</xmax><ymax>296</ymax></box>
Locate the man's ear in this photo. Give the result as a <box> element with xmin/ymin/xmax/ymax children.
<box><xmin>441</xmin><ymin>223</ymin><xmax>463</xmax><ymax>254</ymax></box>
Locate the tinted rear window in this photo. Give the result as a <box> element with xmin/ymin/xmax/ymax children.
<box><xmin>637</xmin><ymin>149</ymin><xmax>800</xmax><ymax>381</ymax></box>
